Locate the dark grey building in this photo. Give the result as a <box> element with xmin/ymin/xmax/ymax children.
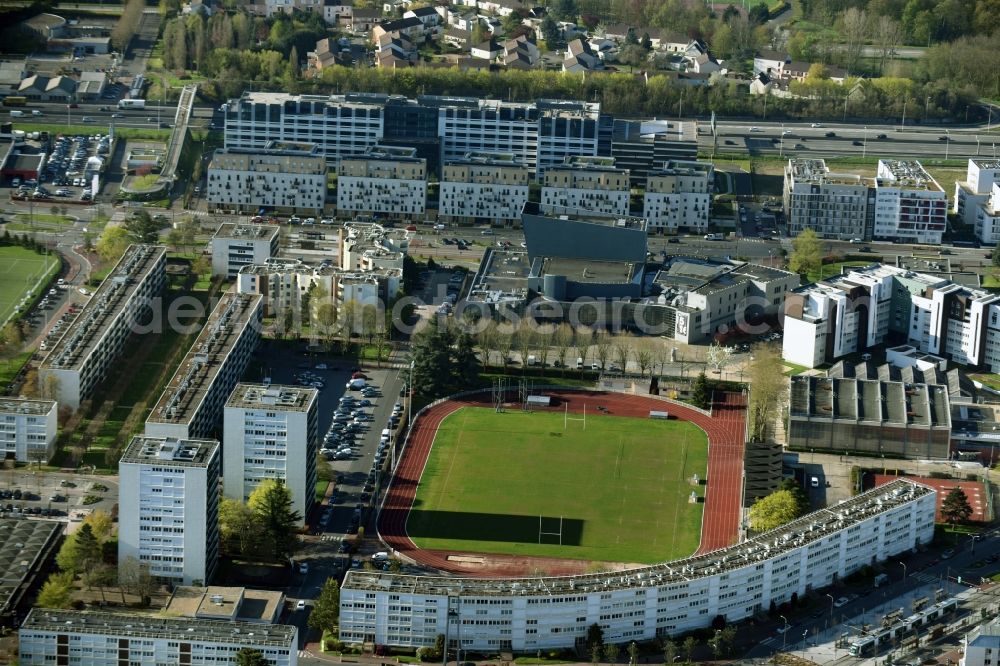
<box><xmin>521</xmin><ymin>203</ymin><xmax>647</xmax><ymax>264</ymax></box>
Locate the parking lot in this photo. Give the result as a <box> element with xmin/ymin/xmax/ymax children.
<box><xmin>38</xmin><ymin>132</ymin><xmax>110</xmax><ymax>202</ymax></box>
<box><xmin>0</xmin><ymin>471</ymin><xmax>118</xmax><ymax>529</ymax></box>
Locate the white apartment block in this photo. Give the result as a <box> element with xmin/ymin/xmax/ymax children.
<box><xmin>954</xmin><ymin>158</ymin><xmax>1000</xmax><ymax>229</ymax></box>
<box><xmin>222</xmin><ymin>93</ymin><xmax>600</xmax><ymax>178</ymax></box>
<box><xmin>337</xmin><ymin>146</ymin><xmax>427</xmax><ymax>218</ymax></box>
<box><xmin>38</xmin><ymin>245</ymin><xmax>166</xmax><ymax>410</ymax></box>
<box><xmin>783</xmin><ymin>159</ymin><xmax>872</xmax><ymax>239</ymax></box>
<box><xmin>0</xmin><ymin>398</ymin><xmax>57</xmax><ymax>463</ymax></box>
<box><xmin>439</xmin><ymin>152</ymin><xmax>530</xmax><ymax>225</ymax></box>
<box><xmin>540</xmin><ymin>156</ymin><xmax>630</xmax><ymax>217</ymax></box>
<box><xmin>19</xmin><ymin>609</ymin><xmax>298</xmax><ymax>666</ymax></box>
<box><xmin>340</xmin><ymin>480</ymin><xmax>934</xmax><ymax>650</ymax></box>
<box><xmin>873</xmin><ymin>160</ymin><xmax>947</xmax><ymax>245</ymax></box>
<box><xmin>118</xmin><ymin>435</ymin><xmax>221</xmax><ymax>585</ymax></box>
<box><xmin>643</xmin><ymin>160</ymin><xmax>713</xmax><ymax>231</ymax></box>
<box><xmin>962</xmin><ymin>619</ymin><xmax>1000</xmax><ymax>666</ymax></box>
<box><xmin>207</xmin><ymin>142</ymin><xmax>328</xmax><ymax>215</ymax></box>
<box><xmin>975</xmin><ymin>183</ymin><xmax>1000</xmax><ymax>246</ymax></box>
<box><xmin>339</xmin><ymin>223</ymin><xmax>408</xmax><ymax>273</ymax></box>
<box><xmin>210</xmin><ymin>223</ymin><xmax>280</xmax><ymax>279</ymax></box>
<box><xmin>223</xmin><ymin>383</ymin><xmax>318</xmax><ymax>525</ymax></box>
<box><xmin>145</xmin><ymin>293</ymin><xmax>263</xmax><ymax>441</ymax></box>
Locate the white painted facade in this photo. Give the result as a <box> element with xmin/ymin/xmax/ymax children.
<box><xmin>341</xmin><ymin>480</ymin><xmax>934</xmax><ymax>651</ymax></box>
<box><xmin>210</xmin><ymin>224</ymin><xmax>280</xmax><ymax>279</ymax></box>
<box><xmin>118</xmin><ymin>436</ymin><xmax>221</xmax><ymax>586</ymax></box>
<box><xmin>873</xmin><ymin>160</ymin><xmax>947</xmax><ymax>245</ymax></box>
<box><xmin>223</xmin><ymin>383</ymin><xmax>318</xmax><ymax>525</ymax></box>
<box><xmin>540</xmin><ymin>158</ymin><xmax>630</xmax><ymax>217</ymax></box>
<box><xmin>0</xmin><ymin>398</ymin><xmax>58</xmax><ymax>463</ymax></box>
<box><xmin>643</xmin><ymin>161</ymin><xmax>713</xmax><ymax>231</ymax></box>
<box><xmin>206</xmin><ymin>145</ymin><xmax>327</xmax><ymax>215</ymax></box>
<box><xmin>337</xmin><ymin>147</ymin><xmax>427</xmax><ymax>218</ymax></box>
<box><xmin>975</xmin><ymin>183</ymin><xmax>1000</xmax><ymax>246</ymax></box>
<box><xmin>954</xmin><ymin>159</ymin><xmax>1000</xmax><ymax>230</ymax></box>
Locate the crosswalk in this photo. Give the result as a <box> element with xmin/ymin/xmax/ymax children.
<box><xmin>910</xmin><ymin>571</ymin><xmax>941</xmax><ymax>584</ymax></box>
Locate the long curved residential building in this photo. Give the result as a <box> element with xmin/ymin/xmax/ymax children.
<box><xmin>340</xmin><ymin>479</ymin><xmax>934</xmax><ymax>651</ymax></box>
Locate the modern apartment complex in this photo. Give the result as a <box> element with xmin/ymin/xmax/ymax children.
<box><xmin>604</xmin><ymin>118</ymin><xmax>699</xmax><ymax>186</ymax></box>
<box><xmin>222</xmin><ymin>92</ymin><xmax>601</xmax><ymax>177</ymax></box>
<box><xmin>118</xmin><ymin>435</ymin><xmax>221</xmax><ymax>585</ymax></box>
<box><xmin>206</xmin><ymin>142</ymin><xmax>328</xmax><ymax>215</ymax></box>
<box><xmin>784</xmin><ymin>159</ymin><xmax>947</xmax><ymax>244</ymax></box>
<box><xmin>336</xmin><ymin>146</ymin><xmax>427</xmax><ymax>218</ymax></box>
<box><xmin>782</xmin><ymin>264</ymin><xmax>1000</xmax><ymax>371</ymax></box>
<box><xmin>438</xmin><ymin>152</ymin><xmax>530</xmax><ymax>224</ymax></box>
<box><xmin>974</xmin><ymin>183</ymin><xmax>1000</xmax><ymax>245</ymax></box>
<box><xmin>210</xmin><ymin>223</ymin><xmax>280</xmax><ymax>279</ymax></box>
<box><xmin>962</xmin><ymin>619</ymin><xmax>1000</xmax><ymax>666</ymax></box>
<box><xmin>643</xmin><ymin>160</ymin><xmax>713</xmax><ymax>231</ymax></box>
<box><xmin>145</xmin><ymin>293</ymin><xmax>263</xmax><ymax>441</ymax></box>
<box><xmin>38</xmin><ymin>245</ymin><xmax>166</xmax><ymax>410</ymax></box>
<box><xmin>0</xmin><ymin>398</ymin><xmax>58</xmax><ymax>463</ymax></box>
<box><xmin>223</xmin><ymin>383</ymin><xmax>319</xmax><ymax>524</ymax></box>
<box><xmin>19</xmin><ymin>609</ymin><xmax>298</xmax><ymax>666</ymax></box>
<box><xmin>953</xmin><ymin>158</ymin><xmax>1000</xmax><ymax>229</ymax></box>
<box><xmin>540</xmin><ymin>156</ymin><xmax>630</xmax><ymax>217</ymax></box>
<box><xmin>340</xmin><ymin>479</ymin><xmax>934</xmax><ymax>650</ymax></box>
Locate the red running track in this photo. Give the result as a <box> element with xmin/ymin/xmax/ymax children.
<box><xmin>377</xmin><ymin>389</ymin><xmax>746</xmax><ymax>576</ymax></box>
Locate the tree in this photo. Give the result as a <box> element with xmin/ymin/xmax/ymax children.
<box><xmin>124</xmin><ymin>210</ymin><xmax>162</xmax><ymax>244</ymax></box>
<box><xmin>308</xmin><ymin>578</ymin><xmax>340</xmax><ymax>633</ymax></box>
<box><xmin>691</xmin><ymin>372</ymin><xmax>710</xmax><ymax>410</ymax></box>
<box><xmin>993</xmin><ymin>239</ymin><xmax>1000</xmax><ymax>267</ymax></box>
<box><xmin>941</xmin><ymin>487</ymin><xmax>973</xmax><ymax>525</ymax></box>
<box><xmin>118</xmin><ymin>556</ymin><xmax>155</xmax><ymax>604</ymax></box>
<box><xmin>111</xmin><ymin>0</ymin><xmax>145</xmax><ymax>51</ymax></box>
<box><xmin>587</xmin><ymin>623</ymin><xmax>604</xmax><ymax>650</ymax></box>
<box><xmin>220</xmin><ymin>497</ymin><xmax>260</xmax><ymax>556</ymax></box>
<box><xmin>841</xmin><ymin>7</ymin><xmax>868</xmax><ymax>73</ymax></box>
<box><xmin>502</xmin><ymin>11</ymin><xmax>523</xmax><ymax>35</ymax></box>
<box><xmin>409</xmin><ymin>320</ymin><xmax>480</xmax><ymax>401</ymax></box>
<box><xmin>662</xmin><ymin>639</ymin><xmax>677</xmax><ymax>665</ymax></box>
<box><xmin>748</xmin><ymin>343</ymin><xmax>783</xmax><ymax>442</ymax></box>
<box><xmin>627</xmin><ymin>641</ymin><xmax>639</xmax><ymax>666</ymax></box>
<box><xmin>235</xmin><ymin>648</ymin><xmax>269</xmax><ymax>666</ymax></box>
<box><xmin>789</xmin><ymin>228</ymin><xmax>822</xmax><ymax>278</ymax></box>
<box><xmin>706</xmin><ymin>342</ymin><xmax>732</xmax><ymax>374</ymax></box>
<box><xmin>681</xmin><ymin>636</ymin><xmax>697</xmax><ymax>665</ymax></box>
<box><xmin>748</xmin><ymin>2</ymin><xmax>769</xmax><ymax>24</ymax></box>
<box><xmin>619</xmin><ymin>44</ymin><xmax>648</xmax><ymax>68</ymax></box>
<box><xmin>551</xmin><ymin>0</ymin><xmax>578</xmax><ymax>22</ymax></box>
<box><xmin>96</xmin><ymin>226</ymin><xmax>131</xmax><ymax>263</ymax></box>
<box><xmin>779</xmin><ymin>478</ymin><xmax>810</xmax><ymax>516</ymax></box>
<box><xmin>594</xmin><ymin>329</ymin><xmax>612</xmax><ymax>371</ymax></box>
<box><xmin>540</xmin><ymin>15</ymin><xmax>560</xmax><ymax>44</ymax></box>
<box><xmin>36</xmin><ymin>571</ymin><xmax>74</xmax><ymax>609</ymax></box>
<box><xmin>248</xmin><ymin>479</ymin><xmax>301</xmax><ymax>560</ymax></box>
<box><xmin>603</xmin><ymin>643</ymin><xmax>620</xmax><ymax>664</ymax></box>
<box><xmin>748</xmin><ymin>489</ymin><xmax>801</xmax><ymax>532</ymax></box>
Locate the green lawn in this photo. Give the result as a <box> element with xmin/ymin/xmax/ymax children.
<box><xmin>0</xmin><ymin>246</ymin><xmax>59</xmax><ymax>324</ymax></box>
<box><xmin>408</xmin><ymin>406</ymin><xmax>708</xmax><ymax>563</ymax></box>
<box><xmin>806</xmin><ymin>261</ymin><xmax>872</xmax><ymax>284</ymax></box>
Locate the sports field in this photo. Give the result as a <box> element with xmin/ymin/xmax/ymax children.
<box><xmin>407</xmin><ymin>406</ymin><xmax>708</xmax><ymax>563</ymax></box>
<box><xmin>0</xmin><ymin>246</ymin><xmax>59</xmax><ymax>326</ymax></box>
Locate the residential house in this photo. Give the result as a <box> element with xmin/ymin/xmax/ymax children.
<box><xmin>372</xmin><ymin>16</ymin><xmax>425</xmax><ymax>43</ymax></box>
<box><xmin>503</xmin><ymin>50</ymin><xmax>533</xmax><ymax>69</ymax></box>
<box><xmin>183</xmin><ymin>0</ymin><xmax>217</xmax><ymax>16</ymax></box>
<box><xmin>454</xmin><ymin>0</ymin><xmax>524</xmax><ymax>17</ymax></box>
<box><xmin>348</xmin><ymin>7</ymin><xmax>381</xmax><ymax>32</ymax></box>
<box><xmin>753</xmin><ymin>49</ymin><xmax>788</xmax><ymax>76</ymax></box>
<box><xmin>471</xmin><ymin>38</ymin><xmax>501</xmax><ymax>60</ymax></box>
<box><xmin>650</xmin><ymin>29</ymin><xmax>687</xmax><ymax>52</ymax></box>
<box><xmin>689</xmin><ymin>52</ymin><xmax>720</xmax><ymax>73</ymax></box>
<box><xmin>501</xmin><ymin>34</ymin><xmax>538</xmax><ymax>64</ymax></box>
<box><xmin>375</xmin><ymin>33</ymin><xmax>417</xmax><ymax>65</ymax></box>
<box><xmin>311</xmin><ymin>37</ymin><xmax>338</xmax><ymax>70</ymax></box>
<box><xmin>323</xmin><ymin>0</ymin><xmax>353</xmax><ymax>26</ymax></box>
<box><xmin>684</xmin><ymin>39</ymin><xmax>708</xmax><ymax>57</ymax></box>
<box><xmin>749</xmin><ymin>72</ymin><xmax>772</xmax><ymax>95</ymax></box>
<box><xmin>443</xmin><ymin>27</ymin><xmax>472</xmax><ymax>49</ymax></box>
<box><xmin>562</xmin><ymin>38</ymin><xmax>601</xmax><ymax>72</ymax></box>
<box><xmin>447</xmin><ymin>9</ymin><xmax>478</xmax><ymax>31</ymax></box>
<box><xmin>404</xmin><ymin>5</ymin><xmax>441</xmax><ymax>27</ymax></box>
<box><xmin>457</xmin><ymin>56</ymin><xmax>492</xmax><ymax>71</ymax></box>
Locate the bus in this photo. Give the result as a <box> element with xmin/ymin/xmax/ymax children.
<box><xmin>2</xmin><ymin>96</ymin><xmax>27</xmax><ymax>107</ymax></box>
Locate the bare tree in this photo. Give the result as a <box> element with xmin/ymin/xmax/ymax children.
<box><xmin>118</xmin><ymin>556</ymin><xmax>156</xmax><ymax>605</ymax></box>
<box><xmin>574</xmin><ymin>325</ymin><xmax>591</xmax><ymax>368</ymax></box>
<box><xmin>477</xmin><ymin>320</ymin><xmax>499</xmax><ymax>369</ymax></box>
<box><xmin>496</xmin><ymin>329</ymin><xmax>514</xmax><ymax>373</ymax></box>
<box><xmin>532</xmin><ymin>322</ymin><xmax>553</xmax><ymax>369</ymax></box>
<box><xmin>612</xmin><ymin>331</ymin><xmax>632</xmax><ymax>373</ymax></box>
<box><xmin>593</xmin><ymin>329</ymin><xmax>612</xmax><ymax>371</ymax></box>
<box><xmin>873</xmin><ymin>15</ymin><xmax>902</xmax><ymax>74</ymax></box>
<box><xmin>706</xmin><ymin>343</ymin><xmax>733</xmax><ymax>374</ymax></box>
<box><xmin>841</xmin><ymin>7</ymin><xmax>868</xmax><ymax>74</ymax></box>
<box><xmin>514</xmin><ymin>321</ymin><xmax>533</xmax><ymax>367</ymax></box>
<box><xmin>552</xmin><ymin>323</ymin><xmax>574</xmax><ymax>373</ymax></box>
<box><xmin>748</xmin><ymin>343</ymin><xmax>784</xmax><ymax>442</ymax></box>
<box><xmin>634</xmin><ymin>340</ymin><xmax>653</xmax><ymax>378</ymax></box>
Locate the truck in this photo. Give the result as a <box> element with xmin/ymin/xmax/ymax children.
<box><xmin>118</xmin><ymin>99</ymin><xmax>146</xmax><ymax>109</ymax></box>
<box><xmin>2</xmin><ymin>96</ymin><xmax>27</xmax><ymax>107</ymax></box>
<box><xmin>9</xmin><ymin>110</ymin><xmax>24</xmax><ymax>117</ymax></box>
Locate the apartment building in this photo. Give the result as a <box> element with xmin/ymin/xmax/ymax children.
<box><xmin>19</xmin><ymin>609</ymin><xmax>297</xmax><ymax>666</ymax></box>
<box><xmin>338</xmin><ymin>222</ymin><xmax>409</xmax><ymax>273</ymax></box>
<box><xmin>439</xmin><ymin>152</ymin><xmax>530</xmax><ymax>225</ymax></box>
<box><xmin>222</xmin><ymin>92</ymin><xmax>601</xmax><ymax>177</ymax></box>
<box><xmin>643</xmin><ymin>160</ymin><xmax>713</xmax><ymax>231</ymax></box>
<box><xmin>337</xmin><ymin>146</ymin><xmax>427</xmax><ymax>218</ymax></box>
<box><xmin>0</xmin><ymin>398</ymin><xmax>57</xmax><ymax>463</ymax></box>
<box><xmin>210</xmin><ymin>223</ymin><xmax>280</xmax><ymax>279</ymax></box>
<box><xmin>118</xmin><ymin>435</ymin><xmax>221</xmax><ymax>585</ymax></box>
<box><xmin>206</xmin><ymin>142</ymin><xmax>327</xmax><ymax>215</ymax></box>
<box><xmin>975</xmin><ymin>183</ymin><xmax>1000</xmax><ymax>246</ymax></box>
<box><xmin>873</xmin><ymin>160</ymin><xmax>947</xmax><ymax>245</ymax></box>
<box><xmin>603</xmin><ymin>118</ymin><xmax>698</xmax><ymax>187</ymax></box>
<box><xmin>145</xmin><ymin>293</ymin><xmax>263</xmax><ymax>441</ymax></box>
<box><xmin>540</xmin><ymin>156</ymin><xmax>630</xmax><ymax>217</ymax></box>
<box><xmin>962</xmin><ymin>619</ymin><xmax>1000</xmax><ymax>666</ymax></box>
<box><xmin>223</xmin><ymin>383</ymin><xmax>318</xmax><ymax>524</ymax></box>
<box><xmin>38</xmin><ymin>245</ymin><xmax>166</xmax><ymax>410</ymax></box>
<box><xmin>954</xmin><ymin>159</ymin><xmax>1000</xmax><ymax>229</ymax></box>
<box><xmin>783</xmin><ymin>159</ymin><xmax>872</xmax><ymax>239</ymax></box>
<box><xmin>340</xmin><ymin>479</ymin><xmax>934</xmax><ymax>650</ymax></box>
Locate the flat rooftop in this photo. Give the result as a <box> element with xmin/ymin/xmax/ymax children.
<box><xmin>612</xmin><ymin>119</ymin><xmax>697</xmax><ymax>144</ymax></box>
<box><xmin>878</xmin><ymin>160</ymin><xmax>943</xmax><ymax>191</ymax></box>
<box><xmin>342</xmin><ymin>479</ymin><xmax>932</xmax><ymax>596</ymax></box>
<box><xmin>650</xmin><ymin>160</ymin><xmax>712</xmax><ymax>177</ymax></box>
<box><xmin>214</xmin><ymin>224</ymin><xmax>278</xmax><ymax>242</ymax></box>
<box><xmin>972</xmin><ymin>159</ymin><xmax>1000</xmax><ymax>170</ymax></box>
<box><xmin>540</xmin><ymin>257</ymin><xmax>637</xmax><ymax>284</ymax></box>
<box><xmin>0</xmin><ymin>519</ymin><xmax>61</xmax><ymax>618</ymax></box>
<box><xmin>226</xmin><ymin>383</ymin><xmax>317</xmax><ymax>413</ymax></box>
<box><xmin>789</xmin><ymin>375</ymin><xmax>951</xmax><ymax>428</ymax></box>
<box><xmin>40</xmin><ymin>245</ymin><xmax>166</xmax><ymax>372</ymax></box>
<box><xmin>447</xmin><ymin>151</ymin><xmax>524</xmax><ymax>167</ymax></box>
<box><xmin>0</xmin><ymin>398</ymin><xmax>54</xmax><ymax>416</ymax></box>
<box><xmin>120</xmin><ymin>435</ymin><xmax>219</xmax><ymax>468</ymax></box>
<box><xmin>166</xmin><ymin>586</ymin><xmax>283</xmax><ymax>624</ymax></box>
<box><xmin>468</xmin><ymin>248</ymin><xmax>531</xmax><ymax>305</ymax></box>
<box><xmin>522</xmin><ymin>202</ymin><xmax>646</xmax><ymax>231</ymax></box>
<box><xmin>147</xmin><ymin>293</ymin><xmax>262</xmax><ymax>429</ymax></box>
<box><xmin>786</xmin><ymin>158</ymin><xmax>870</xmax><ymax>187</ymax></box>
<box><xmin>21</xmin><ymin>609</ymin><xmax>296</xmax><ymax>648</ymax></box>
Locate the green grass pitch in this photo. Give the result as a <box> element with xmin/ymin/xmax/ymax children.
<box><xmin>407</xmin><ymin>406</ymin><xmax>708</xmax><ymax>563</ymax></box>
<box><xmin>0</xmin><ymin>246</ymin><xmax>59</xmax><ymax>325</ymax></box>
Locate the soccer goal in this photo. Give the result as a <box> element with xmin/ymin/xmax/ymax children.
<box><xmin>538</xmin><ymin>515</ymin><xmax>564</xmax><ymax>545</ymax></box>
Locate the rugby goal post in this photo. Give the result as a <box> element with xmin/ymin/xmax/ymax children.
<box><xmin>538</xmin><ymin>515</ymin><xmax>564</xmax><ymax>545</ymax></box>
<box><xmin>564</xmin><ymin>402</ymin><xmax>586</xmax><ymax>430</ymax></box>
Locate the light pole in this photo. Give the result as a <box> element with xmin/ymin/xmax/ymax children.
<box><xmin>901</xmin><ymin>99</ymin><xmax>907</xmax><ymax>131</ymax></box>
<box><xmin>826</xmin><ymin>593</ymin><xmax>835</xmax><ymax>620</ymax></box>
<box><xmin>780</xmin><ymin>615</ymin><xmax>789</xmax><ymax>651</ymax></box>
<box><xmin>925</xmin><ymin>95</ymin><xmax>931</xmax><ymax>119</ymax></box>
<box><xmin>780</xmin><ymin>123</ymin><xmax>784</xmax><ymax>157</ymax></box>
<box><xmin>899</xmin><ymin>561</ymin><xmax>907</xmax><ymax>579</ymax></box>
<box><xmin>946</xmin><ymin>129</ymin><xmax>951</xmax><ymax>160</ymax></box>
<box><xmin>863</xmin><ymin>126</ymin><xmax>868</xmax><ymax>158</ymax></box>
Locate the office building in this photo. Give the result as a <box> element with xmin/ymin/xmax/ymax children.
<box><xmin>337</xmin><ymin>146</ymin><xmax>427</xmax><ymax>218</ymax></box>
<box><xmin>788</xmin><ymin>374</ymin><xmax>951</xmax><ymax>459</ymax></box>
<box><xmin>439</xmin><ymin>152</ymin><xmax>530</xmax><ymax>225</ymax></box>
<box><xmin>206</xmin><ymin>142</ymin><xmax>327</xmax><ymax>215</ymax></box>
<box><xmin>540</xmin><ymin>156</ymin><xmax>630</xmax><ymax>217</ymax></box>
<box><xmin>223</xmin><ymin>383</ymin><xmax>318</xmax><ymax>525</ymax></box>
<box><xmin>339</xmin><ymin>479</ymin><xmax>935</xmax><ymax>650</ymax></box>
<box><xmin>0</xmin><ymin>519</ymin><xmax>62</xmax><ymax>626</ymax></box>
<box><xmin>38</xmin><ymin>245</ymin><xmax>166</xmax><ymax>410</ymax></box>
<box><xmin>603</xmin><ymin>119</ymin><xmax>698</xmax><ymax>187</ymax></box>
<box><xmin>118</xmin><ymin>435</ymin><xmax>221</xmax><ymax>585</ymax></box>
<box><xmin>145</xmin><ymin>293</ymin><xmax>263</xmax><ymax>441</ymax></box>
<box><xmin>782</xmin><ymin>264</ymin><xmax>1000</xmax><ymax>371</ymax></box>
<box><xmin>954</xmin><ymin>159</ymin><xmax>1000</xmax><ymax>229</ymax></box>
<box><xmin>210</xmin><ymin>223</ymin><xmax>279</xmax><ymax>279</ymax></box>
<box><xmin>873</xmin><ymin>160</ymin><xmax>947</xmax><ymax>245</ymax></box>
<box><xmin>643</xmin><ymin>161</ymin><xmax>713</xmax><ymax>231</ymax></box>
<box><xmin>783</xmin><ymin>159</ymin><xmax>872</xmax><ymax>240</ymax></box>
<box><xmin>0</xmin><ymin>398</ymin><xmax>57</xmax><ymax>463</ymax></box>
<box><xmin>19</xmin><ymin>608</ymin><xmax>297</xmax><ymax>666</ymax></box>
<box><xmin>222</xmin><ymin>92</ymin><xmax>601</xmax><ymax>177</ymax></box>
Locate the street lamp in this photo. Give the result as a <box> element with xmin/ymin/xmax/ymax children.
<box><xmin>901</xmin><ymin>99</ymin><xmax>907</xmax><ymax>131</ymax></box>
<box><xmin>899</xmin><ymin>561</ymin><xmax>907</xmax><ymax>579</ymax></box>
<box><xmin>863</xmin><ymin>126</ymin><xmax>868</xmax><ymax>158</ymax></box>
<box><xmin>946</xmin><ymin>129</ymin><xmax>951</xmax><ymax>160</ymax></box>
<box><xmin>826</xmin><ymin>593</ymin><xmax>835</xmax><ymax>618</ymax></box>
<box><xmin>780</xmin><ymin>615</ymin><xmax>789</xmax><ymax>651</ymax></box>
<box><xmin>780</xmin><ymin>123</ymin><xmax>784</xmax><ymax>157</ymax></box>
<box><xmin>926</xmin><ymin>95</ymin><xmax>931</xmax><ymax>119</ymax></box>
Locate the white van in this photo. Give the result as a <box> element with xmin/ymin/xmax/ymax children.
<box><xmin>576</xmin><ymin>357</ymin><xmax>584</xmax><ymax>369</ymax></box>
<box><xmin>527</xmin><ymin>355</ymin><xmax>538</xmax><ymax>366</ymax></box>
<box><xmin>381</xmin><ymin>428</ymin><xmax>392</xmax><ymax>441</ymax></box>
